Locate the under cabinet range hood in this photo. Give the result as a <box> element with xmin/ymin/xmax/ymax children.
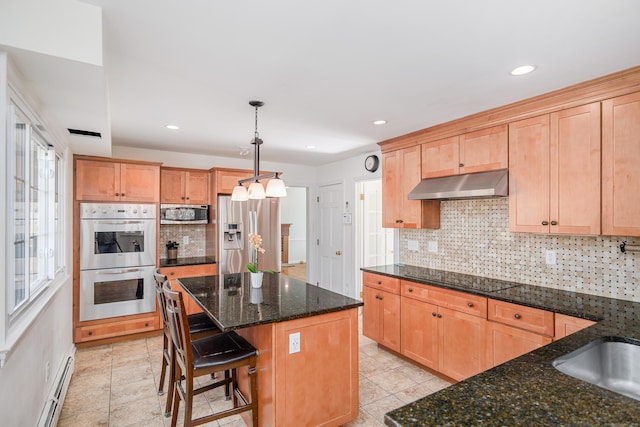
<box><xmin>408</xmin><ymin>169</ymin><xmax>508</xmax><ymax>201</ymax></box>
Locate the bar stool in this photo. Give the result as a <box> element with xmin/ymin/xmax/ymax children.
<box><xmin>153</xmin><ymin>270</ymin><xmax>221</xmax><ymax>417</ymax></box>
<box><xmin>163</xmin><ymin>282</ymin><xmax>259</xmax><ymax>427</ymax></box>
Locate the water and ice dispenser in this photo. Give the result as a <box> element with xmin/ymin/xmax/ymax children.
<box><xmin>222</xmin><ymin>223</ymin><xmax>243</xmax><ymax>250</ymax></box>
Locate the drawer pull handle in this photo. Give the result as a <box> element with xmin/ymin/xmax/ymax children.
<box><xmin>432</xmin><ymin>312</ymin><xmax>437</xmax><ymax>317</ymax></box>
<box><xmin>145</xmin><ymin>322</ymin><xmax>149</xmax><ymax>327</ymax></box>
<box><xmin>115</xmin><ymin>193</ymin><xmax>120</xmax><ymax>196</ymax></box>
<box><xmin>88</xmin><ymin>331</ymin><xmax>93</xmax><ymax>336</ymax></box>
<box><xmin>170</xmin><ymin>272</ymin><xmax>175</xmax><ymax>275</ymax></box>
<box><xmin>437</xmin><ymin>314</ymin><xmax>442</xmax><ymax>318</ymax></box>
<box><xmin>514</xmin><ymin>313</ymin><xmax>521</xmax><ymax>319</ymax></box>
<box><xmin>459</xmin><ymin>163</ymin><xmax>464</xmax><ymax>167</ymax></box>
<box><xmin>467</xmin><ymin>302</ymin><xmax>473</xmax><ymax>307</ymax></box>
<box><xmin>542</xmin><ymin>221</ymin><xmax>548</xmax><ymax>226</ymax></box>
<box><xmin>551</xmin><ymin>220</ymin><xmax>557</xmax><ymax>225</ymax></box>
<box><xmin>377</xmin><ymin>281</ymin><xmax>382</xmax><ymax>285</ymax></box>
<box><xmin>408</xmin><ymin>288</ymin><xmax>413</xmax><ymax>292</ymax></box>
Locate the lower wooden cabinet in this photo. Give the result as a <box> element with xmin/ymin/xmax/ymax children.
<box><xmin>487</xmin><ymin>321</ymin><xmax>552</xmax><ymax>367</ymax></box>
<box><xmin>401</xmin><ymin>282</ymin><xmax>488</xmax><ymax>381</ymax></box>
<box><xmin>159</xmin><ymin>264</ymin><xmax>217</xmax><ymax>315</ymax></box>
<box><xmin>362</xmin><ymin>285</ymin><xmax>400</xmax><ymax>352</ymax></box>
<box><xmin>554</xmin><ymin>313</ymin><xmax>596</xmax><ymax>340</ymax></box>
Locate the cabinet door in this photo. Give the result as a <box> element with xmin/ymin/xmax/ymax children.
<box><xmin>216</xmin><ymin>170</ymin><xmax>254</xmax><ymax>194</ymax></box>
<box><xmin>161</xmin><ymin>169</ymin><xmax>186</xmax><ymax>203</ymax></box>
<box><xmin>75</xmin><ymin>159</ymin><xmax>121</xmax><ymax>201</ymax></box>
<box><xmin>438</xmin><ymin>307</ymin><xmax>487</xmax><ymax>381</ymax></box>
<box><xmin>508</xmin><ymin>115</ymin><xmax>550</xmax><ymax>233</ymax></box>
<box><xmin>381</xmin><ymin>151</ymin><xmax>402</xmax><ymax>227</ymax></box>
<box><xmin>380</xmin><ymin>291</ymin><xmax>401</xmax><ymax>352</ymax></box>
<box><xmin>186</xmin><ymin>171</ymin><xmax>209</xmax><ymax>204</ymax></box>
<box><xmin>602</xmin><ymin>91</ymin><xmax>640</xmax><ymax>236</ymax></box>
<box><xmin>421</xmin><ymin>136</ymin><xmax>460</xmax><ymax>178</ymax></box>
<box><xmin>362</xmin><ymin>285</ymin><xmax>382</xmax><ymax>342</ymax></box>
<box><xmin>459</xmin><ymin>125</ymin><xmax>508</xmax><ymax>174</ymax></box>
<box><xmin>399</xmin><ymin>146</ymin><xmax>424</xmax><ymax>228</ymax></box>
<box><xmin>554</xmin><ymin>314</ymin><xmax>596</xmax><ymax>340</ymax></box>
<box><xmin>160</xmin><ymin>264</ymin><xmax>217</xmax><ymax>315</ymax></box>
<box><xmin>549</xmin><ymin>103</ymin><xmax>601</xmax><ymax>235</ymax></box>
<box><xmin>487</xmin><ymin>322</ymin><xmax>552</xmax><ymax>368</ymax></box>
<box><xmin>120</xmin><ymin>163</ymin><xmax>160</xmax><ymax>203</ymax></box>
<box><xmin>401</xmin><ymin>297</ymin><xmax>438</xmax><ymax>369</ymax></box>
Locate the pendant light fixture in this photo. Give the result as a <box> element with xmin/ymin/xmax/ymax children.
<box><xmin>231</xmin><ymin>101</ymin><xmax>287</xmax><ymax>201</ymax></box>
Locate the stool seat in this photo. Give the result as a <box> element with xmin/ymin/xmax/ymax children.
<box><xmin>192</xmin><ymin>332</ymin><xmax>257</xmax><ymax>370</ymax></box>
<box><xmin>187</xmin><ymin>312</ymin><xmax>219</xmax><ymax>335</ymax></box>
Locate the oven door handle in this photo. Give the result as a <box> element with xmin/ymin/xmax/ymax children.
<box><xmin>100</xmin><ymin>268</ymin><xmax>144</xmax><ymax>275</ymax></box>
<box><xmin>95</xmin><ymin>220</ymin><xmax>146</xmax><ymax>225</ymax></box>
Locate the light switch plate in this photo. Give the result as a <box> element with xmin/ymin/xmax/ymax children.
<box><xmin>428</xmin><ymin>241</ymin><xmax>438</xmax><ymax>253</ymax></box>
<box><xmin>183</xmin><ymin>235</ymin><xmax>189</xmax><ymax>245</ymax></box>
<box><xmin>545</xmin><ymin>250</ymin><xmax>556</xmax><ymax>265</ymax></box>
<box><xmin>408</xmin><ymin>240</ymin><xmax>419</xmax><ymax>251</ymax></box>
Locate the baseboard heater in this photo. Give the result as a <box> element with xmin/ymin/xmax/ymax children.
<box><xmin>37</xmin><ymin>355</ymin><xmax>74</xmax><ymax>427</ymax></box>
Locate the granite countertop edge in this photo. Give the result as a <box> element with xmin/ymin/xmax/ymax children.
<box><xmin>158</xmin><ymin>256</ymin><xmax>216</xmax><ymax>268</ymax></box>
<box><xmin>360</xmin><ymin>265</ymin><xmax>640</xmax><ymax>426</ymax></box>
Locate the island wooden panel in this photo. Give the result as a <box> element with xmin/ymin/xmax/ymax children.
<box><xmin>235</xmin><ymin>308</ymin><xmax>359</xmax><ymax>427</ymax></box>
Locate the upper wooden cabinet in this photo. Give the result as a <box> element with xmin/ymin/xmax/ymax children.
<box><xmin>509</xmin><ymin>103</ymin><xmax>601</xmax><ymax>234</ymax></box>
<box><xmin>382</xmin><ymin>147</ymin><xmax>440</xmax><ymax>229</ymax></box>
<box><xmin>161</xmin><ymin>168</ymin><xmax>209</xmax><ymax>204</ymax></box>
<box><xmin>75</xmin><ymin>158</ymin><xmax>160</xmax><ymax>203</ymax></box>
<box><xmin>421</xmin><ymin>125</ymin><xmax>508</xmax><ymax>178</ymax></box>
<box><xmin>602</xmin><ymin>91</ymin><xmax>640</xmax><ymax>236</ymax></box>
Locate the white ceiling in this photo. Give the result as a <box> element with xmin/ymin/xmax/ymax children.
<box><xmin>6</xmin><ymin>0</ymin><xmax>640</xmax><ymax>166</ymax></box>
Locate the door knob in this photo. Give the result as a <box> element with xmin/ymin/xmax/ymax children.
<box><xmin>336</xmin><ymin>251</ymin><xmax>342</xmax><ymax>256</ymax></box>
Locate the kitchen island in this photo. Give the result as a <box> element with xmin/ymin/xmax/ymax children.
<box><xmin>362</xmin><ymin>265</ymin><xmax>640</xmax><ymax>426</ymax></box>
<box><xmin>177</xmin><ymin>273</ymin><xmax>363</xmax><ymax>427</ymax></box>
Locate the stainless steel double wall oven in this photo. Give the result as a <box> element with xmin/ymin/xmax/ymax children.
<box><xmin>79</xmin><ymin>203</ymin><xmax>157</xmax><ymax>321</ymax></box>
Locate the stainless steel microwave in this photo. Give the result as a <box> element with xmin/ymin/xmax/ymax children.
<box><xmin>160</xmin><ymin>204</ymin><xmax>209</xmax><ymax>224</ymax></box>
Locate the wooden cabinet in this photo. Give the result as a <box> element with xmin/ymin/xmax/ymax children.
<box><xmin>213</xmin><ymin>168</ymin><xmax>255</xmax><ymax>195</ymax></box>
<box><xmin>382</xmin><ymin>147</ymin><xmax>440</xmax><ymax>229</ymax></box>
<box><xmin>421</xmin><ymin>125</ymin><xmax>507</xmax><ymax>178</ymax></box>
<box><xmin>554</xmin><ymin>313</ymin><xmax>596</xmax><ymax>340</ymax></box>
<box><xmin>509</xmin><ymin>103</ymin><xmax>601</xmax><ymax>234</ymax></box>
<box><xmin>159</xmin><ymin>264</ymin><xmax>217</xmax><ymax>315</ymax></box>
<box><xmin>602</xmin><ymin>91</ymin><xmax>640</xmax><ymax>236</ymax></box>
<box><xmin>487</xmin><ymin>299</ymin><xmax>554</xmax><ymax>368</ymax></box>
<box><xmin>75</xmin><ymin>158</ymin><xmax>160</xmax><ymax>202</ymax></box>
<box><xmin>362</xmin><ymin>272</ymin><xmax>401</xmax><ymax>352</ymax></box>
<box><xmin>161</xmin><ymin>168</ymin><xmax>209</xmax><ymax>204</ymax></box>
<box><xmin>400</xmin><ymin>280</ymin><xmax>488</xmax><ymax>381</ymax></box>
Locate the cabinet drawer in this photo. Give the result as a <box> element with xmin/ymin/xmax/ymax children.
<box><xmin>363</xmin><ymin>272</ymin><xmax>400</xmax><ymax>294</ymax></box>
<box><xmin>401</xmin><ymin>281</ymin><xmax>487</xmax><ymax>318</ymax></box>
<box><xmin>76</xmin><ymin>316</ymin><xmax>159</xmax><ymax>342</ymax></box>
<box><xmin>159</xmin><ymin>264</ymin><xmax>217</xmax><ymax>279</ymax></box>
<box><xmin>488</xmin><ymin>299</ymin><xmax>554</xmax><ymax>336</ymax></box>
<box><xmin>554</xmin><ymin>313</ymin><xmax>596</xmax><ymax>340</ymax></box>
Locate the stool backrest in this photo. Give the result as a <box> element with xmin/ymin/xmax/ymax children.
<box><xmin>163</xmin><ymin>281</ymin><xmax>193</xmax><ymax>375</ymax></box>
<box><xmin>154</xmin><ymin>270</ymin><xmax>170</xmax><ymax>331</ymax></box>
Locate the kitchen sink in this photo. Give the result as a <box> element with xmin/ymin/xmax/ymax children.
<box><xmin>552</xmin><ymin>337</ymin><xmax>640</xmax><ymax>401</ymax></box>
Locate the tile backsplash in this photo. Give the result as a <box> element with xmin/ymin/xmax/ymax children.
<box><xmin>399</xmin><ymin>199</ymin><xmax>639</xmax><ymax>302</ymax></box>
<box><xmin>160</xmin><ymin>224</ymin><xmax>207</xmax><ymax>259</ymax></box>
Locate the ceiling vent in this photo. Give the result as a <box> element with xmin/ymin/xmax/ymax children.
<box><xmin>67</xmin><ymin>128</ymin><xmax>102</xmax><ymax>138</ymax></box>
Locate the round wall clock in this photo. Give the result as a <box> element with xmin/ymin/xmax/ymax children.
<box><xmin>364</xmin><ymin>155</ymin><xmax>379</xmax><ymax>172</ymax></box>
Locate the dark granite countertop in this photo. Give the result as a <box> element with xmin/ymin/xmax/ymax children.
<box><xmin>361</xmin><ymin>265</ymin><xmax>640</xmax><ymax>426</ymax></box>
<box><xmin>177</xmin><ymin>273</ymin><xmax>363</xmax><ymax>332</ymax></box>
<box><xmin>158</xmin><ymin>256</ymin><xmax>216</xmax><ymax>268</ymax></box>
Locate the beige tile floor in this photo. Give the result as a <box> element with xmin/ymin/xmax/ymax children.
<box><xmin>59</xmin><ymin>316</ymin><xmax>451</xmax><ymax>426</ymax></box>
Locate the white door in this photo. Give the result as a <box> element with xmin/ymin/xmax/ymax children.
<box><xmin>319</xmin><ymin>183</ymin><xmax>343</xmax><ymax>294</ymax></box>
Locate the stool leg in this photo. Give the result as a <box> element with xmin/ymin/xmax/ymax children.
<box><xmin>158</xmin><ymin>335</ymin><xmax>168</xmax><ymax>395</ymax></box>
<box><xmin>184</xmin><ymin>375</ymin><xmax>194</xmax><ymax>427</ymax></box>
<box><xmin>224</xmin><ymin>370</ymin><xmax>231</xmax><ymax>401</ymax></box>
<box><xmin>165</xmin><ymin>345</ymin><xmax>176</xmax><ymax>417</ymax></box>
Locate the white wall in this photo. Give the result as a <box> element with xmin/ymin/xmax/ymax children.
<box><xmin>0</xmin><ymin>55</ymin><xmax>75</xmax><ymax>425</ymax></box>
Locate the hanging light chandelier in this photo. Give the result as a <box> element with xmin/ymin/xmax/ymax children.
<box><xmin>231</xmin><ymin>100</ymin><xmax>287</xmax><ymax>201</ymax></box>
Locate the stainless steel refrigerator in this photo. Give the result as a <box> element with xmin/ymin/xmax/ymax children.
<box><xmin>218</xmin><ymin>195</ymin><xmax>282</xmax><ymax>274</ymax></box>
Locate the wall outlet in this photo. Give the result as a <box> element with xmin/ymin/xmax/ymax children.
<box><xmin>183</xmin><ymin>235</ymin><xmax>189</xmax><ymax>245</ymax></box>
<box><xmin>545</xmin><ymin>250</ymin><xmax>556</xmax><ymax>265</ymax></box>
<box><xmin>407</xmin><ymin>240</ymin><xmax>419</xmax><ymax>251</ymax></box>
<box><xmin>428</xmin><ymin>241</ymin><xmax>438</xmax><ymax>253</ymax></box>
<box><xmin>289</xmin><ymin>332</ymin><xmax>301</xmax><ymax>354</ymax></box>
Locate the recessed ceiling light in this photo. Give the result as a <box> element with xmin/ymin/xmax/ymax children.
<box><xmin>306</xmin><ymin>145</ymin><xmax>317</xmax><ymax>149</ymax></box>
<box><xmin>372</xmin><ymin>120</ymin><xmax>388</xmax><ymax>125</ymax></box>
<box><xmin>510</xmin><ymin>65</ymin><xmax>536</xmax><ymax>76</ymax></box>
<box><xmin>165</xmin><ymin>124</ymin><xmax>180</xmax><ymax>130</ymax></box>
